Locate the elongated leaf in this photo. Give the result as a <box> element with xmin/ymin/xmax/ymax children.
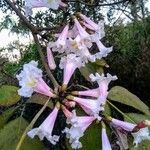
<box><xmin>108</xmin><ymin>86</ymin><xmax>150</xmax><ymax>115</ymax></box>
<box><xmin>124</xmin><ymin>113</ymin><xmax>150</xmax><ymax>123</ymax></box>
<box><xmin>28</xmin><ymin>93</ymin><xmax>53</xmax><ymax>109</ymax></box>
<box><xmin>0</xmin><ymin>117</ymin><xmax>44</xmax><ymax>150</ymax></box>
<box><xmin>0</xmin><ymin>85</ymin><xmax>20</xmax><ymax>106</ymax></box>
<box><xmin>0</xmin><ymin>107</ymin><xmax>16</xmax><ymax>129</ymax></box>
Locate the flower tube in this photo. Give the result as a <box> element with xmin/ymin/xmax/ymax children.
<box><xmin>16</xmin><ymin>61</ymin><xmax>55</xmax><ymax>97</ymax></box>
<box><xmin>102</xmin><ymin>122</ymin><xmax>112</xmax><ymax>150</ymax></box>
<box><xmin>47</xmin><ymin>47</ymin><xmax>56</xmax><ymax>70</ymax></box>
<box><xmin>59</xmin><ymin>54</ymin><xmax>83</xmax><ymax>90</ymax></box>
<box><xmin>64</xmin><ymin>114</ymin><xmax>96</xmax><ymax>149</ymax></box>
<box><xmin>90</xmin><ymin>73</ymin><xmax>117</xmax><ymax>106</ymax></box>
<box><xmin>67</xmin><ymin>96</ymin><xmax>101</xmax><ymax>116</ymax></box>
<box><xmin>112</xmin><ymin>118</ymin><xmax>136</xmax><ymax>132</ymax></box>
<box><xmin>95</xmin><ymin>40</ymin><xmax>113</xmax><ymax>58</ymax></box>
<box><xmin>55</xmin><ymin>24</ymin><xmax>69</xmax><ymax>49</ymax></box>
<box><xmin>74</xmin><ymin>17</ymin><xmax>90</xmax><ymax>40</ymax></box>
<box><xmin>79</xmin><ymin>13</ymin><xmax>98</xmax><ymax>30</ymax></box>
<box><xmin>71</xmin><ymin>88</ymin><xmax>99</xmax><ymax>98</ymax></box>
<box><xmin>61</xmin><ymin>105</ymin><xmax>73</xmax><ymax>119</ymax></box>
<box><xmin>27</xmin><ymin>102</ymin><xmax>60</xmax><ymax>145</ymax></box>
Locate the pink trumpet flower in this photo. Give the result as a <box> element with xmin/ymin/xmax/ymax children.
<box><xmin>102</xmin><ymin>126</ymin><xmax>112</xmax><ymax>150</ymax></box>
<box><xmin>55</xmin><ymin>24</ymin><xmax>69</xmax><ymax>49</ymax></box>
<box><xmin>59</xmin><ymin>54</ymin><xmax>83</xmax><ymax>90</ymax></box>
<box><xmin>64</xmin><ymin>114</ymin><xmax>96</xmax><ymax>149</ymax></box>
<box><xmin>112</xmin><ymin>118</ymin><xmax>136</xmax><ymax>132</ymax></box>
<box><xmin>63</xmin><ymin>99</ymin><xmax>76</xmax><ymax>108</ymax></box>
<box><xmin>74</xmin><ymin>17</ymin><xmax>90</xmax><ymax>40</ymax></box>
<box><xmin>33</xmin><ymin>78</ymin><xmax>55</xmax><ymax>97</ymax></box>
<box><xmin>16</xmin><ymin>61</ymin><xmax>55</xmax><ymax>97</ymax></box>
<box><xmin>90</xmin><ymin>73</ymin><xmax>117</xmax><ymax>105</ymax></box>
<box><xmin>132</xmin><ymin>127</ymin><xmax>150</xmax><ymax>147</ymax></box>
<box><xmin>71</xmin><ymin>88</ymin><xmax>99</xmax><ymax>98</ymax></box>
<box><xmin>67</xmin><ymin>96</ymin><xmax>101</xmax><ymax>117</ymax></box>
<box><xmin>95</xmin><ymin>40</ymin><xmax>113</xmax><ymax>58</ymax></box>
<box><xmin>25</xmin><ymin>0</ymin><xmax>66</xmax><ymax>16</ymax></box>
<box><xmin>61</xmin><ymin>105</ymin><xmax>73</xmax><ymax>119</ymax></box>
<box><xmin>79</xmin><ymin>13</ymin><xmax>98</xmax><ymax>31</ymax></box>
<box><xmin>111</xmin><ymin>118</ymin><xmax>150</xmax><ymax>146</ymax></box>
<box><xmin>47</xmin><ymin>47</ymin><xmax>56</xmax><ymax>70</ymax></box>
<box><xmin>81</xmin><ymin>21</ymin><xmax>96</xmax><ymax>30</ymax></box>
<box><xmin>27</xmin><ymin>102</ymin><xmax>60</xmax><ymax>145</ymax></box>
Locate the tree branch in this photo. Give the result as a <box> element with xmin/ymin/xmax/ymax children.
<box><xmin>33</xmin><ymin>34</ymin><xmax>59</xmax><ymax>89</ymax></box>
<box><xmin>5</xmin><ymin>0</ymin><xmax>37</xmax><ymax>33</ymax></box>
<box><xmin>5</xmin><ymin>0</ymin><xmax>60</xmax><ymax>90</ymax></box>
<box><xmin>67</xmin><ymin>0</ymin><xmax>130</xmax><ymax>7</ymax></box>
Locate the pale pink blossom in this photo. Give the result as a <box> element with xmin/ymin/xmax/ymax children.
<box><xmin>102</xmin><ymin>128</ymin><xmax>112</xmax><ymax>150</ymax></box>
<box><xmin>79</xmin><ymin>13</ymin><xmax>98</xmax><ymax>31</ymax></box>
<box><xmin>63</xmin><ymin>100</ymin><xmax>76</xmax><ymax>108</ymax></box>
<box><xmin>132</xmin><ymin>127</ymin><xmax>150</xmax><ymax>147</ymax></box>
<box><xmin>59</xmin><ymin>54</ymin><xmax>83</xmax><ymax>88</ymax></box>
<box><xmin>112</xmin><ymin>118</ymin><xmax>136</xmax><ymax>132</ymax></box>
<box><xmin>61</xmin><ymin>105</ymin><xmax>73</xmax><ymax>119</ymax></box>
<box><xmin>47</xmin><ymin>47</ymin><xmax>56</xmax><ymax>70</ymax></box>
<box><xmin>67</xmin><ymin>96</ymin><xmax>101</xmax><ymax>117</ymax></box>
<box><xmin>64</xmin><ymin>114</ymin><xmax>96</xmax><ymax>149</ymax></box>
<box><xmin>49</xmin><ymin>25</ymin><xmax>69</xmax><ymax>53</ymax></box>
<box><xmin>16</xmin><ymin>61</ymin><xmax>55</xmax><ymax>97</ymax></box>
<box><xmin>95</xmin><ymin>40</ymin><xmax>113</xmax><ymax>58</ymax></box>
<box><xmin>27</xmin><ymin>103</ymin><xmax>60</xmax><ymax>145</ymax></box>
<box><xmin>90</xmin><ymin>73</ymin><xmax>117</xmax><ymax>106</ymax></box>
<box><xmin>67</xmin><ymin>35</ymin><xmax>94</xmax><ymax>63</ymax></box>
<box><xmin>81</xmin><ymin>21</ymin><xmax>96</xmax><ymax>30</ymax></box>
<box><xmin>25</xmin><ymin>0</ymin><xmax>66</xmax><ymax>16</ymax></box>
<box><xmin>33</xmin><ymin>78</ymin><xmax>55</xmax><ymax>97</ymax></box>
<box><xmin>74</xmin><ymin>17</ymin><xmax>90</xmax><ymax>40</ymax></box>
<box><xmin>72</xmin><ymin>88</ymin><xmax>99</xmax><ymax>98</ymax></box>
<box><xmin>90</xmin><ymin>20</ymin><xmax>105</xmax><ymax>40</ymax></box>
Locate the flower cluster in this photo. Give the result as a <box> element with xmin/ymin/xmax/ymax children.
<box><xmin>25</xmin><ymin>0</ymin><xmax>67</xmax><ymax>16</ymax></box>
<box><xmin>16</xmin><ymin>12</ymin><xmax>150</xmax><ymax>149</ymax></box>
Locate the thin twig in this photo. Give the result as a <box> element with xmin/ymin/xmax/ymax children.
<box><xmin>5</xmin><ymin>0</ymin><xmax>60</xmax><ymax>90</ymax></box>
<box><xmin>107</xmin><ymin>100</ymin><xmax>136</xmax><ymax>123</ymax></box>
<box><xmin>16</xmin><ymin>98</ymin><xmax>51</xmax><ymax>150</ymax></box>
<box><xmin>33</xmin><ymin>34</ymin><xmax>59</xmax><ymax>90</ymax></box>
<box><xmin>66</xmin><ymin>0</ymin><xmax>129</xmax><ymax>7</ymax></box>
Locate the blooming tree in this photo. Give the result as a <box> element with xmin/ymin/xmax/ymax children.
<box><xmin>1</xmin><ymin>0</ymin><xmax>150</xmax><ymax>150</ymax></box>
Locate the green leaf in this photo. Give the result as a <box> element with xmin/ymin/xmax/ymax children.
<box><xmin>108</xmin><ymin>86</ymin><xmax>150</xmax><ymax>115</ymax></box>
<box><xmin>0</xmin><ymin>107</ymin><xmax>16</xmax><ymax>129</ymax></box>
<box><xmin>28</xmin><ymin>93</ymin><xmax>53</xmax><ymax>109</ymax></box>
<box><xmin>0</xmin><ymin>117</ymin><xmax>45</xmax><ymax>150</ymax></box>
<box><xmin>0</xmin><ymin>85</ymin><xmax>20</xmax><ymax>106</ymax></box>
<box><xmin>124</xmin><ymin>113</ymin><xmax>150</xmax><ymax>123</ymax></box>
